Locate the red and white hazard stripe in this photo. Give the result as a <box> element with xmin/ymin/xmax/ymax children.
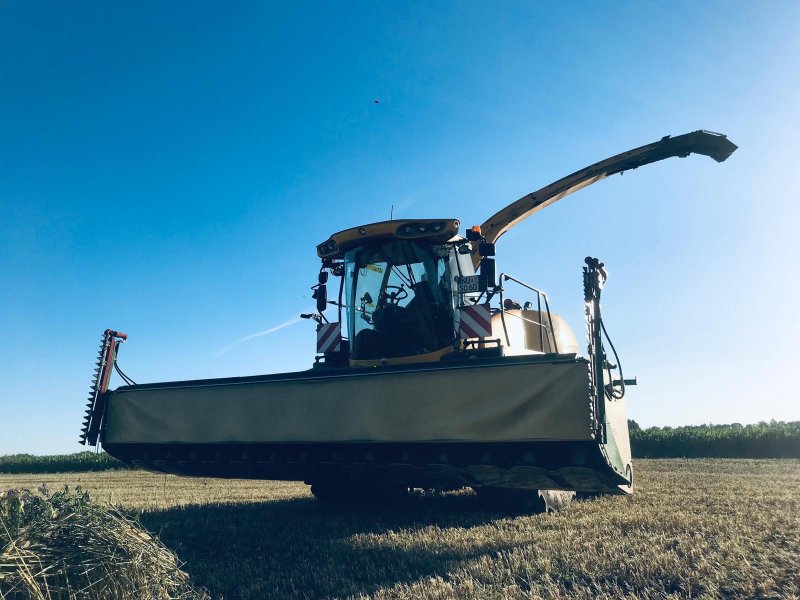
<box><xmin>459</xmin><ymin>303</ymin><xmax>492</xmax><ymax>339</ymax></box>
<box><xmin>317</xmin><ymin>322</ymin><xmax>342</xmax><ymax>353</ymax></box>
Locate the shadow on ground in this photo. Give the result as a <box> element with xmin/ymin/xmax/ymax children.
<box><xmin>139</xmin><ymin>490</ymin><xmax>539</xmax><ymax>599</ymax></box>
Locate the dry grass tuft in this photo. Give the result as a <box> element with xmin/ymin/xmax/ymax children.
<box><xmin>0</xmin><ymin>487</ymin><xmax>207</xmax><ymax>600</ymax></box>
<box><xmin>1</xmin><ymin>460</ymin><xmax>799</xmax><ymax>599</ymax></box>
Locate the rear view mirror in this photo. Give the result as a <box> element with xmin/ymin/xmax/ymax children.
<box><xmin>481</xmin><ymin>258</ymin><xmax>496</xmax><ymax>288</ymax></box>
<box><xmin>315</xmin><ymin>284</ymin><xmax>328</xmax><ymax>313</ymax></box>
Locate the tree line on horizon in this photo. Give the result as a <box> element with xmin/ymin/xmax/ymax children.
<box><xmin>1</xmin><ymin>420</ymin><xmax>798</xmax><ymax>473</ymax></box>
<box><xmin>628</xmin><ymin>419</ymin><xmax>800</xmax><ymax>458</ymax></box>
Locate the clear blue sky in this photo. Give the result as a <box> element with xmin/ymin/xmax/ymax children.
<box><xmin>1</xmin><ymin>2</ymin><xmax>798</xmax><ymax>454</ymax></box>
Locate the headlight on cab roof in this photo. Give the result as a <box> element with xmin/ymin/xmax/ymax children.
<box><xmin>317</xmin><ymin>239</ymin><xmax>340</xmax><ymax>258</ymax></box>
<box><xmin>396</xmin><ymin>221</ymin><xmax>446</xmax><ymax>237</ymax></box>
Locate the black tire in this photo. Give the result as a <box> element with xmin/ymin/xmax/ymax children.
<box><xmin>310</xmin><ymin>480</ymin><xmax>353</xmax><ymax>504</ymax></box>
<box><xmin>474</xmin><ymin>487</ymin><xmax>547</xmax><ymax>513</ymax></box>
<box><xmin>310</xmin><ymin>478</ymin><xmax>408</xmax><ymax>505</ymax></box>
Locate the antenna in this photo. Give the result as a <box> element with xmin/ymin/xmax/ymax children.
<box><xmin>390</xmin><ymin>204</ymin><xmax>394</xmax><ymax>220</ymax></box>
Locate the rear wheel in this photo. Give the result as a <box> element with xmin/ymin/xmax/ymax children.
<box><xmin>474</xmin><ymin>487</ymin><xmax>574</xmax><ymax>513</ymax></box>
<box><xmin>538</xmin><ymin>489</ymin><xmax>575</xmax><ymax>512</ymax></box>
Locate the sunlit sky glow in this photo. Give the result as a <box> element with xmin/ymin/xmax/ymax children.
<box><xmin>1</xmin><ymin>1</ymin><xmax>799</xmax><ymax>454</ymax></box>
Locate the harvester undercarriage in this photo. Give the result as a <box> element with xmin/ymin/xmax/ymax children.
<box><xmin>108</xmin><ymin>439</ymin><xmax>628</xmax><ymax>492</ymax></box>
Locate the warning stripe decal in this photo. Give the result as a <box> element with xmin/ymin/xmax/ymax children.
<box><xmin>317</xmin><ymin>322</ymin><xmax>342</xmax><ymax>353</ymax></box>
<box><xmin>459</xmin><ymin>303</ymin><xmax>492</xmax><ymax>339</ymax></box>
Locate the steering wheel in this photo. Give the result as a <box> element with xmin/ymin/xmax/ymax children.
<box><xmin>380</xmin><ymin>285</ymin><xmax>408</xmax><ymax>306</ymax></box>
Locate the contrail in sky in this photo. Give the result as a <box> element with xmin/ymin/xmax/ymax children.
<box><xmin>216</xmin><ymin>314</ymin><xmax>307</xmax><ymax>356</ymax></box>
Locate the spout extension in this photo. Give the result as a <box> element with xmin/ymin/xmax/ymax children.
<box><xmin>477</xmin><ymin>130</ymin><xmax>738</xmax><ymax>267</ymax></box>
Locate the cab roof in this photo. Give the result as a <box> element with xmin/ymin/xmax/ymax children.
<box><xmin>317</xmin><ymin>219</ymin><xmax>461</xmax><ymax>259</ymax></box>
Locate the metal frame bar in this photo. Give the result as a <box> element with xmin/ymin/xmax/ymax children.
<box><xmin>583</xmin><ymin>259</ymin><xmax>607</xmax><ymax>444</ymax></box>
<box><xmin>81</xmin><ymin>329</ymin><xmax>128</xmax><ymax>446</ymax></box>
<box><xmin>497</xmin><ymin>273</ymin><xmax>559</xmax><ymax>354</ymax></box>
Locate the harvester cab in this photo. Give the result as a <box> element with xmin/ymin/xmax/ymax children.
<box><xmin>311</xmin><ymin>220</ymin><xmax>469</xmax><ymax>365</ymax></box>
<box><xmin>310</xmin><ymin>218</ymin><xmax>577</xmax><ymax>370</ymax></box>
<box><xmin>81</xmin><ymin>130</ymin><xmax>737</xmax><ymax>511</ymax></box>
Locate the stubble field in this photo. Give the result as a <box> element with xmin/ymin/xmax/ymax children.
<box><xmin>2</xmin><ymin>459</ymin><xmax>799</xmax><ymax>599</ymax></box>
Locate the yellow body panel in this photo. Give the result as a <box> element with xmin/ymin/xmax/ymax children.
<box><xmin>349</xmin><ymin>345</ymin><xmax>454</xmax><ymax>367</ymax></box>
<box><xmin>317</xmin><ymin>219</ymin><xmax>460</xmax><ymax>258</ymax></box>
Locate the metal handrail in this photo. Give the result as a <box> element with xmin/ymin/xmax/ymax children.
<box><xmin>496</xmin><ymin>273</ymin><xmax>560</xmax><ymax>354</ymax></box>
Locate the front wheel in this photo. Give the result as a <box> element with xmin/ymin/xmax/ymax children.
<box><xmin>310</xmin><ymin>480</ymin><xmax>352</xmax><ymax>503</ymax></box>
<box><xmin>310</xmin><ymin>478</ymin><xmax>408</xmax><ymax>504</ymax></box>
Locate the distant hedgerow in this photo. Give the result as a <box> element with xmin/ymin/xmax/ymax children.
<box><xmin>3</xmin><ymin>422</ymin><xmax>798</xmax><ymax>473</ymax></box>
<box><xmin>0</xmin><ymin>451</ymin><xmax>128</xmax><ymax>474</ymax></box>
<box><xmin>630</xmin><ymin>420</ymin><xmax>800</xmax><ymax>458</ymax></box>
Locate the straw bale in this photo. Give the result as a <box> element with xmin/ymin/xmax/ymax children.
<box><xmin>1</xmin><ymin>487</ymin><xmax>207</xmax><ymax>600</ymax></box>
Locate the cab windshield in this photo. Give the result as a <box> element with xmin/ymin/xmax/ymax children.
<box><xmin>344</xmin><ymin>240</ymin><xmax>456</xmax><ymax>360</ymax></box>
